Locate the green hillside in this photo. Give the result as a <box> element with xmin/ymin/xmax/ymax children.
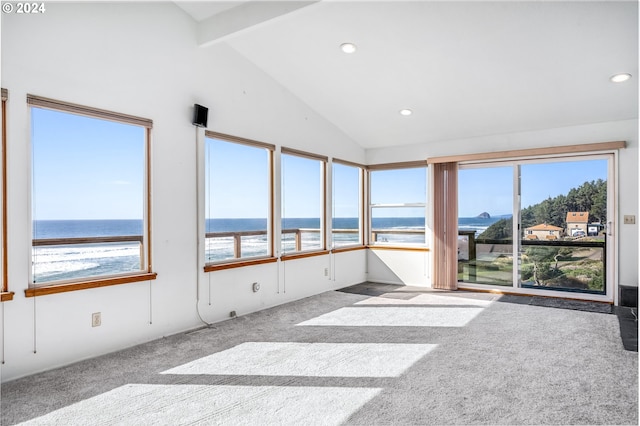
<box><xmin>479</xmin><ymin>179</ymin><xmax>607</xmax><ymax>240</ymax></box>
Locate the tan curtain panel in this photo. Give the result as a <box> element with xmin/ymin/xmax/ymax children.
<box><xmin>432</xmin><ymin>162</ymin><xmax>458</xmax><ymax>290</ymax></box>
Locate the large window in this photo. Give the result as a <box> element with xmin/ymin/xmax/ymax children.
<box><xmin>204</xmin><ymin>132</ymin><xmax>273</xmax><ymax>265</ymax></box>
<box><xmin>332</xmin><ymin>160</ymin><xmax>363</xmax><ymax>248</ymax></box>
<box><xmin>281</xmin><ymin>148</ymin><xmax>327</xmax><ymax>255</ymax></box>
<box><xmin>28</xmin><ymin>95</ymin><xmax>154</xmax><ymax>295</ymax></box>
<box><xmin>458</xmin><ymin>165</ymin><xmax>514</xmax><ymax>286</ymax></box>
<box><xmin>457</xmin><ymin>153</ymin><xmax>613</xmax><ymax>296</ymax></box>
<box><xmin>369</xmin><ymin>164</ymin><xmax>427</xmax><ymax>245</ymax></box>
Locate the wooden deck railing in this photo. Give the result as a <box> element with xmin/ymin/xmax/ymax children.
<box><xmin>33</xmin><ymin>236</ymin><xmax>144</xmax><ymax>246</ymax></box>
<box><xmin>370</xmin><ymin>228</ymin><xmax>424</xmax><ymax>242</ymax></box>
<box><xmin>30</xmin><ymin>228</ymin><xmax>427</xmax><ymax>267</ymax></box>
<box><xmin>32</xmin><ymin>235</ymin><xmax>145</xmax><ymax>269</ymax></box>
<box><xmin>205</xmin><ymin>228</ymin><xmax>336</xmax><ymax>257</ymax></box>
<box><xmin>457</xmin><ymin>230</ymin><xmax>606</xmax><ymax>291</ymax></box>
<box><xmin>205</xmin><ymin>227</ymin><xmax>426</xmax><ymax>259</ymax></box>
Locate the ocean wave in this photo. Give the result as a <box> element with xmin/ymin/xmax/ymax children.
<box><xmin>33</xmin><ymin>260</ymin><xmax>101</xmax><ymax>276</ymax></box>
<box><xmin>33</xmin><ymin>244</ymin><xmax>140</xmax><ymax>262</ymax></box>
<box><xmin>32</xmin><ymin>244</ymin><xmax>142</xmax><ymax>282</ymax></box>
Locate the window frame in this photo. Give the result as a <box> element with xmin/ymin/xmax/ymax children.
<box><xmin>331</xmin><ymin>158</ymin><xmax>365</xmax><ymax>252</ymax></box>
<box><xmin>1</xmin><ymin>88</ymin><xmax>11</xmax><ymax>301</ymax></box>
<box><xmin>367</xmin><ymin>161</ymin><xmax>429</xmax><ymax>250</ymax></box>
<box><xmin>25</xmin><ymin>95</ymin><xmax>156</xmax><ymax>297</ymax></box>
<box><xmin>203</xmin><ymin>131</ymin><xmax>277</xmax><ymax>272</ymax></box>
<box><xmin>280</xmin><ymin>147</ymin><xmax>329</xmax><ymax>260</ymax></box>
<box><xmin>435</xmin><ymin>141</ymin><xmax>624</xmax><ymax>301</ymax></box>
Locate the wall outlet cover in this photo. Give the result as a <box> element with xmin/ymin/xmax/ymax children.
<box><xmin>92</xmin><ymin>312</ymin><xmax>101</xmax><ymax>327</ymax></box>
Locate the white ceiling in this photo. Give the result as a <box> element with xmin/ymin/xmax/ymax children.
<box><xmin>175</xmin><ymin>1</ymin><xmax>638</xmax><ymax>149</ymax></box>
<box><xmin>175</xmin><ymin>1</ymin><xmax>245</xmax><ymax>22</ymax></box>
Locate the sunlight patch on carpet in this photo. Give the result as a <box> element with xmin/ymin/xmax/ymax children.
<box><xmin>162</xmin><ymin>342</ymin><xmax>435</xmax><ymax>377</ymax></box>
<box><xmin>297</xmin><ymin>306</ymin><xmax>484</xmax><ymax>327</ymax></box>
<box><xmin>20</xmin><ymin>384</ymin><xmax>382</xmax><ymax>425</ymax></box>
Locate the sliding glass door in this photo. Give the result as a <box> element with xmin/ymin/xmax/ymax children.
<box><xmin>458</xmin><ymin>165</ymin><xmax>514</xmax><ymax>286</ymax></box>
<box><xmin>458</xmin><ymin>154</ymin><xmax>613</xmax><ymax>296</ymax></box>
<box><xmin>518</xmin><ymin>157</ymin><xmax>609</xmax><ymax>294</ymax></box>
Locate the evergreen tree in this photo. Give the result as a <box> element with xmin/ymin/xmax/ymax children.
<box><xmin>479</xmin><ymin>179</ymin><xmax>606</xmax><ymax>239</ymax></box>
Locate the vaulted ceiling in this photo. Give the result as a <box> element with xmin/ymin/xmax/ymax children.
<box><xmin>175</xmin><ymin>1</ymin><xmax>638</xmax><ymax>149</ymax></box>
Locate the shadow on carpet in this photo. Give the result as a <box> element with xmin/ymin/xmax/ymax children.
<box><xmin>338</xmin><ymin>283</ymin><xmax>637</xmax><ymax>352</ymax></box>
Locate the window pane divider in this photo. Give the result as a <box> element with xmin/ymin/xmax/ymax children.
<box><xmin>281</xmin><ymin>147</ymin><xmax>328</xmax><ymax>162</ymax></box>
<box><xmin>367</xmin><ymin>160</ymin><xmax>428</xmax><ymax>171</ymax></box>
<box><xmin>367</xmin><ymin>245</ymin><xmax>429</xmax><ymax>252</ymax></box>
<box><xmin>427</xmin><ymin>141</ymin><xmax>626</xmax><ymax>164</ymax></box>
<box><xmin>371</xmin><ymin>203</ymin><xmax>426</xmax><ymax>208</ymax></box>
<box><xmin>205</xmin><ymin>131</ymin><xmax>275</xmax><ymax>151</ymax></box>
<box><xmin>332</xmin><ymin>158</ymin><xmax>365</xmax><ymax>169</ymax></box>
<box><xmin>27</xmin><ymin>95</ymin><xmax>152</xmax><ymax>128</ymax></box>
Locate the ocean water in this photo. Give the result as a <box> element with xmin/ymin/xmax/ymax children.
<box><xmin>458</xmin><ymin>216</ymin><xmax>506</xmax><ymax>236</ymax></box>
<box><xmin>32</xmin><ymin>216</ymin><xmax>503</xmax><ymax>282</ymax></box>
<box><xmin>32</xmin><ymin>220</ymin><xmax>144</xmax><ymax>284</ymax></box>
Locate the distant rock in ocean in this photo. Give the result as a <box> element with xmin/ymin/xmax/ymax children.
<box><xmin>477</xmin><ymin>212</ymin><xmax>491</xmax><ymax>219</ymax></box>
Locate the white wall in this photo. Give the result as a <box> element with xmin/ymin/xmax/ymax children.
<box><xmin>0</xmin><ymin>3</ymin><xmax>366</xmax><ymax>382</ymax></box>
<box><xmin>367</xmin><ymin>250</ymin><xmax>430</xmax><ymax>286</ymax></box>
<box><xmin>198</xmin><ymin>251</ymin><xmax>366</xmax><ymax>324</ymax></box>
<box><xmin>366</xmin><ymin>119</ymin><xmax>639</xmax><ymax>291</ymax></box>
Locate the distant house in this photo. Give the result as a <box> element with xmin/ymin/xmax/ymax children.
<box><xmin>566</xmin><ymin>212</ymin><xmax>589</xmax><ymax>236</ymax></box>
<box><xmin>524</xmin><ymin>223</ymin><xmax>563</xmax><ymax>240</ymax></box>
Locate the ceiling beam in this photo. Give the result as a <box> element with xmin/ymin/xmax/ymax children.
<box><xmin>197</xmin><ymin>1</ymin><xmax>319</xmax><ymax>47</ymax></box>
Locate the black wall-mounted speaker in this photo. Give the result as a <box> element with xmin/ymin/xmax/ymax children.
<box><xmin>192</xmin><ymin>104</ymin><xmax>208</xmax><ymax>128</ymax></box>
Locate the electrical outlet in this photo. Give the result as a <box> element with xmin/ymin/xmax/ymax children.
<box><xmin>324</xmin><ymin>267</ymin><xmax>329</xmax><ymax>277</ymax></box>
<box><xmin>92</xmin><ymin>312</ymin><xmax>101</xmax><ymax>327</ymax></box>
<box><xmin>623</xmin><ymin>215</ymin><xmax>636</xmax><ymax>225</ymax></box>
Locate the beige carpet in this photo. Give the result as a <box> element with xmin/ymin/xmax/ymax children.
<box><xmin>2</xmin><ymin>283</ymin><xmax>637</xmax><ymax>425</ymax></box>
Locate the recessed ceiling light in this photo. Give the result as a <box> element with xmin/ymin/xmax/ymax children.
<box><xmin>400</xmin><ymin>109</ymin><xmax>413</xmax><ymax>116</ymax></box>
<box><xmin>610</xmin><ymin>73</ymin><xmax>632</xmax><ymax>83</ymax></box>
<box><xmin>340</xmin><ymin>43</ymin><xmax>357</xmax><ymax>54</ymax></box>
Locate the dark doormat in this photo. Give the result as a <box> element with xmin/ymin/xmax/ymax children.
<box><xmin>528</xmin><ymin>296</ymin><xmax>613</xmax><ymax>313</ymax></box>
<box><xmin>614</xmin><ymin>306</ymin><xmax>638</xmax><ymax>352</ymax></box>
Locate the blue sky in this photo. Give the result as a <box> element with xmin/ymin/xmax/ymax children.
<box><xmin>281</xmin><ymin>153</ymin><xmax>322</xmax><ymax>218</ymax></box>
<box><xmin>332</xmin><ymin>163</ymin><xmax>360</xmax><ymax>218</ymax></box>
<box><xmin>370</xmin><ymin>168</ymin><xmax>427</xmax><ymax>218</ymax></box>
<box><xmin>458</xmin><ymin>159</ymin><xmax>608</xmax><ymax>217</ymax></box>
<box><xmin>206</xmin><ymin>138</ymin><xmax>269</xmax><ymax>219</ymax></box>
<box><xmin>33</xmin><ymin>109</ymin><xmax>608</xmax><ymax>221</ymax></box>
<box><xmin>32</xmin><ymin>108</ymin><xmax>144</xmax><ymax>220</ymax></box>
